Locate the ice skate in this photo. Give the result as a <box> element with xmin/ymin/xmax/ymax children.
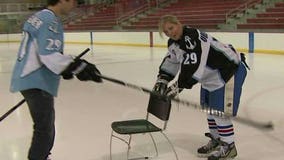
<box><xmin>207</xmin><ymin>142</ymin><xmax>237</xmax><ymax>160</ymax></box>
<box><xmin>197</xmin><ymin>133</ymin><xmax>219</xmax><ymax>157</ymax></box>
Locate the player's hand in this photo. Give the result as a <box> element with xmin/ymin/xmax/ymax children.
<box><xmin>62</xmin><ymin>72</ymin><xmax>74</xmax><ymax>80</ymax></box>
<box><xmin>75</xmin><ymin>59</ymin><xmax>102</xmax><ymax>82</ymax></box>
<box><xmin>166</xmin><ymin>81</ymin><xmax>183</xmax><ymax>98</ymax></box>
<box><xmin>62</xmin><ymin>59</ymin><xmax>102</xmax><ymax>83</ymax></box>
<box><xmin>152</xmin><ymin>79</ymin><xmax>168</xmax><ymax>95</ymax></box>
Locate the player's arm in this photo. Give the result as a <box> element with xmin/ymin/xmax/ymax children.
<box><xmin>39</xmin><ymin>46</ymin><xmax>102</xmax><ymax>82</ymax></box>
<box><xmin>153</xmin><ymin>41</ymin><xmax>180</xmax><ymax>95</ymax></box>
<box><xmin>35</xmin><ymin>14</ymin><xmax>102</xmax><ymax>82</ymax></box>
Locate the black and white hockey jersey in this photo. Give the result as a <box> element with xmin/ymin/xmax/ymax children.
<box><xmin>159</xmin><ymin>26</ymin><xmax>241</xmax><ymax>91</ymax></box>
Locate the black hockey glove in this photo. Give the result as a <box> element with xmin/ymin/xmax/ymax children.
<box><xmin>166</xmin><ymin>81</ymin><xmax>183</xmax><ymax>98</ymax></box>
<box><xmin>153</xmin><ymin>79</ymin><xmax>168</xmax><ymax>95</ymax></box>
<box><xmin>152</xmin><ymin>74</ymin><xmax>171</xmax><ymax>96</ymax></box>
<box><xmin>62</xmin><ymin>72</ymin><xmax>74</xmax><ymax>80</ymax></box>
<box><xmin>62</xmin><ymin>59</ymin><xmax>102</xmax><ymax>83</ymax></box>
<box><xmin>61</xmin><ymin>65</ymin><xmax>74</xmax><ymax>80</ymax></box>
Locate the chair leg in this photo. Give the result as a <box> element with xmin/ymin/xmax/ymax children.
<box><xmin>128</xmin><ymin>133</ymin><xmax>159</xmax><ymax>160</ymax></box>
<box><xmin>110</xmin><ymin>130</ymin><xmax>114</xmax><ymax>160</ymax></box>
<box><xmin>161</xmin><ymin>132</ymin><xmax>179</xmax><ymax>160</ymax></box>
<box><xmin>148</xmin><ymin>133</ymin><xmax>159</xmax><ymax>158</ymax></box>
<box><xmin>110</xmin><ymin>131</ymin><xmax>133</xmax><ymax>160</ymax></box>
<box><xmin>127</xmin><ymin>133</ymin><xmax>159</xmax><ymax>160</ymax></box>
<box><xmin>110</xmin><ymin>132</ymin><xmax>161</xmax><ymax>160</ymax></box>
<box><xmin>126</xmin><ymin>135</ymin><xmax>132</xmax><ymax>160</ymax></box>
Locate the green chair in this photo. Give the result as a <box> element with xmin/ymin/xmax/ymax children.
<box><xmin>110</xmin><ymin>94</ymin><xmax>178</xmax><ymax>160</ymax></box>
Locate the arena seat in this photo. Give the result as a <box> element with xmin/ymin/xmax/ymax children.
<box><xmin>65</xmin><ymin>3</ymin><xmax>118</xmax><ymax>31</ymax></box>
<box><xmin>65</xmin><ymin>0</ymin><xmax>150</xmax><ymax>31</ymax></box>
<box><xmin>237</xmin><ymin>1</ymin><xmax>284</xmax><ymax>30</ymax></box>
<box><xmin>65</xmin><ymin>0</ymin><xmax>275</xmax><ymax>31</ymax></box>
<box><xmin>121</xmin><ymin>0</ymin><xmax>247</xmax><ymax>30</ymax></box>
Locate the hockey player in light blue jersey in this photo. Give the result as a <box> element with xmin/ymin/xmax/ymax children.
<box><xmin>10</xmin><ymin>0</ymin><xmax>102</xmax><ymax>159</ymax></box>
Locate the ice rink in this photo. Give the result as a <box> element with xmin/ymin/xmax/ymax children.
<box><xmin>0</xmin><ymin>43</ymin><xmax>284</xmax><ymax>160</ymax></box>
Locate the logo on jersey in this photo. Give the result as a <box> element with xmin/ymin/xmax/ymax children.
<box><xmin>49</xmin><ymin>21</ymin><xmax>59</xmax><ymax>33</ymax></box>
<box><xmin>185</xmin><ymin>36</ymin><xmax>196</xmax><ymax>50</ymax></box>
<box><xmin>27</xmin><ymin>15</ymin><xmax>43</xmax><ymax>29</ymax></box>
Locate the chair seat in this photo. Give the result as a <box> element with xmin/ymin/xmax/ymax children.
<box><xmin>112</xmin><ymin>119</ymin><xmax>162</xmax><ymax>134</ymax></box>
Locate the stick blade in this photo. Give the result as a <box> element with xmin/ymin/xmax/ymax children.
<box><xmin>263</xmin><ymin>121</ymin><xmax>274</xmax><ymax>130</ymax></box>
<box><xmin>234</xmin><ymin>116</ymin><xmax>274</xmax><ymax>130</ymax></box>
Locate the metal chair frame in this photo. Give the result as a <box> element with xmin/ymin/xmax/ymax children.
<box><xmin>109</xmin><ymin>95</ymin><xmax>179</xmax><ymax>160</ymax></box>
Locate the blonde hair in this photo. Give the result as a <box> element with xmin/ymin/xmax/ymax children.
<box><xmin>158</xmin><ymin>15</ymin><xmax>181</xmax><ymax>37</ymax></box>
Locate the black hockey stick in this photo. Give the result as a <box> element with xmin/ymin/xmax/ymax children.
<box><xmin>0</xmin><ymin>48</ymin><xmax>91</xmax><ymax>123</ymax></box>
<box><xmin>98</xmin><ymin>74</ymin><xmax>274</xmax><ymax>130</ymax></box>
<box><xmin>74</xmin><ymin>48</ymin><xmax>90</xmax><ymax>61</ymax></box>
<box><xmin>0</xmin><ymin>99</ymin><xmax>26</xmax><ymax>122</ymax></box>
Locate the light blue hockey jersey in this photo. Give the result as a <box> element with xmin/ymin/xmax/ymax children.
<box><xmin>10</xmin><ymin>9</ymin><xmax>73</xmax><ymax>97</ymax></box>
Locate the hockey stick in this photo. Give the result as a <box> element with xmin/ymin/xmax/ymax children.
<box><xmin>98</xmin><ymin>74</ymin><xmax>274</xmax><ymax>130</ymax></box>
<box><xmin>0</xmin><ymin>99</ymin><xmax>26</xmax><ymax>122</ymax></box>
<box><xmin>0</xmin><ymin>48</ymin><xmax>91</xmax><ymax>123</ymax></box>
<box><xmin>74</xmin><ymin>48</ymin><xmax>90</xmax><ymax>61</ymax></box>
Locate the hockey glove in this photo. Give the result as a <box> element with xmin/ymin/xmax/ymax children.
<box><xmin>166</xmin><ymin>81</ymin><xmax>183</xmax><ymax>98</ymax></box>
<box><xmin>152</xmin><ymin>73</ymin><xmax>171</xmax><ymax>95</ymax></box>
<box><xmin>61</xmin><ymin>64</ymin><xmax>75</xmax><ymax>80</ymax></box>
<box><xmin>62</xmin><ymin>72</ymin><xmax>74</xmax><ymax>80</ymax></box>
<box><xmin>62</xmin><ymin>59</ymin><xmax>102</xmax><ymax>82</ymax></box>
<box><xmin>153</xmin><ymin>79</ymin><xmax>168</xmax><ymax>96</ymax></box>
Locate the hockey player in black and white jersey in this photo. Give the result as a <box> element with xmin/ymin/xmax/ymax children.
<box><xmin>153</xmin><ymin>15</ymin><xmax>248</xmax><ymax>160</ymax></box>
